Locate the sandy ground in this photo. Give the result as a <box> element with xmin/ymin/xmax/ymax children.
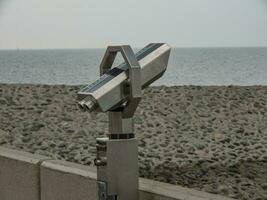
<box><xmin>0</xmin><ymin>84</ymin><xmax>266</xmax><ymax>200</ymax></box>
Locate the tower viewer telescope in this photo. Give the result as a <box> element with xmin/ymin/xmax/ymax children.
<box><xmin>78</xmin><ymin>43</ymin><xmax>171</xmax><ymax>113</ymax></box>
<box><xmin>77</xmin><ymin>43</ymin><xmax>171</xmax><ymax>200</ymax></box>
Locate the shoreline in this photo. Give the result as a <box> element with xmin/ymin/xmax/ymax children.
<box><xmin>0</xmin><ymin>84</ymin><xmax>266</xmax><ymax>199</ymax></box>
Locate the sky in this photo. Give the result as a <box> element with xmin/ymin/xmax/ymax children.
<box><xmin>0</xmin><ymin>0</ymin><xmax>267</xmax><ymax>49</ymax></box>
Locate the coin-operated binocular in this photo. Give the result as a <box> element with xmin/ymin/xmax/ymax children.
<box><xmin>77</xmin><ymin>43</ymin><xmax>171</xmax><ymax>200</ymax></box>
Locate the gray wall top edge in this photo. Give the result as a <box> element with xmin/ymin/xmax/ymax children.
<box><xmin>41</xmin><ymin>159</ymin><xmax>97</xmax><ymax>180</ymax></box>
<box><xmin>0</xmin><ymin>146</ymin><xmax>50</xmax><ymax>164</ymax></box>
<box><xmin>42</xmin><ymin>159</ymin><xmax>234</xmax><ymax>200</ymax></box>
<box><xmin>139</xmin><ymin>178</ymin><xmax>235</xmax><ymax>200</ymax></box>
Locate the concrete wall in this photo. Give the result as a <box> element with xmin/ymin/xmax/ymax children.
<box><xmin>0</xmin><ymin>147</ymin><xmax>50</xmax><ymax>200</ymax></box>
<box><xmin>0</xmin><ymin>147</ymin><xmax>234</xmax><ymax>200</ymax></box>
<box><xmin>41</xmin><ymin>160</ymin><xmax>97</xmax><ymax>200</ymax></box>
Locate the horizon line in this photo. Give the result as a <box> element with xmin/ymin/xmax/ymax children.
<box><xmin>1</xmin><ymin>45</ymin><xmax>267</xmax><ymax>51</ymax></box>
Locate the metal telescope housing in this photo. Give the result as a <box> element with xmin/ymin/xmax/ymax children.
<box><xmin>77</xmin><ymin>43</ymin><xmax>171</xmax><ymax>200</ymax></box>
<box><xmin>78</xmin><ymin>43</ymin><xmax>171</xmax><ymax>114</ymax></box>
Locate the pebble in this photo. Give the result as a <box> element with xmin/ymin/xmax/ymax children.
<box><xmin>0</xmin><ymin>138</ymin><xmax>6</xmax><ymax>145</ymax></box>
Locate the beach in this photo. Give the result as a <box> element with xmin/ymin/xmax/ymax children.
<box><xmin>0</xmin><ymin>84</ymin><xmax>266</xmax><ymax>200</ymax></box>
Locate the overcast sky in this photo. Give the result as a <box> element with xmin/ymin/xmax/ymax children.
<box><xmin>0</xmin><ymin>0</ymin><xmax>267</xmax><ymax>49</ymax></box>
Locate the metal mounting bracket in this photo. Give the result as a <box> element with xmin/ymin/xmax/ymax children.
<box><xmin>99</xmin><ymin>45</ymin><xmax>142</xmax><ymax>118</ymax></box>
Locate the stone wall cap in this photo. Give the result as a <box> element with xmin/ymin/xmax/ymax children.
<box><xmin>41</xmin><ymin>159</ymin><xmax>97</xmax><ymax>180</ymax></box>
<box><xmin>139</xmin><ymin>178</ymin><xmax>234</xmax><ymax>200</ymax></box>
<box><xmin>0</xmin><ymin>146</ymin><xmax>50</xmax><ymax>164</ymax></box>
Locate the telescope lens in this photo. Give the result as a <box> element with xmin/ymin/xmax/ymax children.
<box><xmin>77</xmin><ymin>101</ymin><xmax>86</xmax><ymax>112</ymax></box>
<box><xmin>77</xmin><ymin>99</ymin><xmax>95</xmax><ymax>112</ymax></box>
<box><xmin>84</xmin><ymin>100</ymin><xmax>95</xmax><ymax>112</ymax></box>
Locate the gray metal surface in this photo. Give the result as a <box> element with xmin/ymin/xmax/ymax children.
<box><xmin>99</xmin><ymin>45</ymin><xmax>142</xmax><ymax>118</ymax></box>
<box><xmin>95</xmin><ymin>138</ymin><xmax>138</xmax><ymax>200</ymax></box>
<box><xmin>109</xmin><ymin>112</ymin><xmax>134</xmax><ymax>134</ymax></box>
<box><xmin>106</xmin><ymin>139</ymin><xmax>139</xmax><ymax>200</ymax></box>
<box><xmin>77</xmin><ymin>43</ymin><xmax>171</xmax><ymax>200</ymax></box>
<box><xmin>78</xmin><ymin>43</ymin><xmax>171</xmax><ymax>112</ymax></box>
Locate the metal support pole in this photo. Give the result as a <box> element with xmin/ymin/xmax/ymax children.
<box><xmin>95</xmin><ymin>45</ymin><xmax>141</xmax><ymax>200</ymax></box>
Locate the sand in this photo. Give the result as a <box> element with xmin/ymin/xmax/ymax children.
<box><xmin>0</xmin><ymin>84</ymin><xmax>266</xmax><ymax>200</ymax></box>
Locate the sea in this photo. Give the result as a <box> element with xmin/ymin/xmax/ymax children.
<box><xmin>0</xmin><ymin>47</ymin><xmax>267</xmax><ymax>86</ymax></box>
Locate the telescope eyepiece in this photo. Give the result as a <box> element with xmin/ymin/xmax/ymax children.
<box><xmin>84</xmin><ymin>100</ymin><xmax>95</xmax><ymax>111</ymax></box>
<box><xmin>77</xmin><ymin>101</ymin><xmax>86</xmax><ymax>111</ymax></box>
<box><xmin>77</xmin><ymin>99</ymin><xmax>96</xmax><ymax>112</ymax></box>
